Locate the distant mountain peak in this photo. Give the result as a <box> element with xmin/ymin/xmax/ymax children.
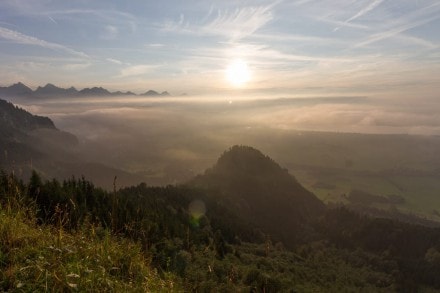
<box><xmin>36</xmin><ymin>83</ymin><xmax>59</xmax><ymax>92</ymax></box>
<box><xmin>3</xmin><ymin>82</ymin><xmax>33</xmax><ymax>95</ymax></box>
<box><xmin>34</xmin><ymin>83</ymin><xmax>78</xmax><ymax>97</ymax></box>
<box><xmin>10</xmin><ymin>81</ymin><xmax>28</xmax><ymax>88</ymax></box>
<box><xmin>79</xmin><ymin>87</ymin><xmax>111</xmax><ymax>96</ymax></box>
<box><xmin>43</xmin><ymin>83</ymin><xmax>57</xmax><ymax>88</ymax></box>
<box><xmin>142</xmin><ymin>90</ymin><xmax>159</xmax><ymax>96</ymax></box>
<box><xmin>142</xmin><ymin>90</ymin><xmax>171</xmax><ymax>97</ymax></box>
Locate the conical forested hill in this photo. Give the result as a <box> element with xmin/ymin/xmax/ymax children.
<box><xmin>191</xmin><ymin>145</ymin><xmax>325</xmax><ymax>246</ymax></box>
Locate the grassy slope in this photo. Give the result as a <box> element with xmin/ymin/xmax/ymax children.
<box><xmin>0</xmin><ymin>195</ymin><xmax>180</xmax><ymax>292</ymax></box>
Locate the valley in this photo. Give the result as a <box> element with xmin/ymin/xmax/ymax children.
<box><xmin>3</xmin><ymin>94</ymin><xmax>440</xmax><ymax>222</ymax></box>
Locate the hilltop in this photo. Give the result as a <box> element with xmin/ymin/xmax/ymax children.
<box><xmin>191</xmin><ymin>145</ymin><xmax>325</xmax><ymax>246</ymax></box>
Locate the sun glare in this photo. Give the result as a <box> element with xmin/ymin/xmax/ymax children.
<box><xmin>226</xmin><ymin>59</ymin><xmax>251</xmax><ymax>87</ymax></box>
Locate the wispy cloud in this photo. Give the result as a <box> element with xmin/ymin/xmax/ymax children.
<box><xmin>119</xmin><ymin>64</ymin><xmax>161</xmax><ymax>78</ymax></box>
<box><xmin>146</xmin><ymin>43</ymin><xmax>165</xmax><ymax>48</ymax></box>
<box><xmin>162</xmin><ymin>4</ymin><xmax>276</xmax><ymax>41</ymax></box>
<box><xmin>344</xmin><ymin>0</ymin><xmax>385</xmax><ymax>25</ymax></box>
<box><xmin>393</xmin><ymin>34</ymin><xmax>438</xmax><ymax>50</ymax></box>
<box><xmin>63</xmin><ymin>62</ymin><xmax>91</xmax><ymax>71</ymax></box>
<box><xmin>316</xmin><ymin>0</ymin><xmax>385</xmax><ymax>32</ymax></box>
<box><xmin>203</xmin><ymin>5</ymin><xmax>274</xmax><ymax>40</ymax></box>
<box><xmin>101</xmin><ymin>25</ymin><xmax>119</xmax><ymax>40</ymax></box>
<box><xmin>44</xmin><ymin>8</ymin><xmax>137</xmax><ymax>24</ymax></box>
<box><xmin>0</xmin><ymin>26</ymin><xmax>89</xmax><ymax>58</ymax></box>
<box><xmin>293</xmin><ymin>0</ymin><xmax>317</xmax><ymax>6</ymax></box>
<box><xmin>352</xmin><ymin>1</ymin><xmax>440</xmax><ymax>47</ymax></box>
<box><xmin>106</xmin><ymin>58</ymin><xmax>123</xmax><ymax>65</ymax></box>
<box><xmin>161</xmin><ymin>14</ymin><xmax>189</xmax><ymax>33</ymax></box>
<box><xmin>47</xmin><ymin>16</ymin><xmax>58</xmax><ymax>25</ymax></box>
<box><xmin>354</xmin><ymin>14</ymin><xmax>440</xmax><ymax>48</ymax></box>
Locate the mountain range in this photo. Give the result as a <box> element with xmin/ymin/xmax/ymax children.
<box><xmin>0</xmin><ymin>82</ymin><xmax>171</xmax><ymax>98</ymax></box>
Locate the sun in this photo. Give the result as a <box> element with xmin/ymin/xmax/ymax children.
<box><xmin>225</xmin><ymin>59</ymin><xmax>251</xmax><ymax>87</ymax></box>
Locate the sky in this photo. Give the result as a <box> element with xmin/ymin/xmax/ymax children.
<box><xmin>0</xmin><ymin>0</ymin><xmax>439</xmax><ymax>97</ymax></box>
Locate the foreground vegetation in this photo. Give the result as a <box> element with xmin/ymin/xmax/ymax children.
<box><xmin>0</xmin><ymin>173</ymin><xmax>179</xmax><ymax>292</ymax></box>
<box><xmin>2</xmin><ymin>167</ymin><xmax>440</xmax><ymax>292</ymax></box>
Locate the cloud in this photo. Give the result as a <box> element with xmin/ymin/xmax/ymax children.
<box><xmin>203</xmin><ymin>5</ymin><xmax>274</xmax><ymax>40</ymax></box>
<box><xmin>106</xmin><ymin>58</ymin><xmax>123</xmax><ymax>65</ymax></box>
<box><xmin>45</xmin><ymin>8</ymin><xmax>137</xmax><ymax>25</ymax></box>
<box><xmin>344</xmin><ymin>0</ymin><xmax>385</xmax><ymax>25</ymax></box>
<box><xmin>47</xmin><ymin>16</ymin><xmax>58</xmax><ymax>25</ymax></box>
<box><xmin>293</xmin><ymin>0</ymin><xmax>316</xmax><ymax>6</ymax></box>
<box><xmin>63</xmin><ymin>63</ymin><xmax>91</xmax><ymax>71</ymax></box>
<box><xmin>353</xmin><ymin>2</ymin><xmax>440</xmax><ymax>47</ymax></box>
<box><xmin>242</xmin><ymin>100</ymin><xmax>440</xmax><ymax>135</ymax></box>
<box><xmin>161</xmin><ymin>4</ymin><xmax>276</xmax><ymax>41</ymax></box>
<box><xmin>354</xmin><ymin>14</ymin><xmax>440</xmax><ymax>48</ymax></box>
<box><xmin>119</xmin><ymin>64</ymin><xmax>161</xmax><ymax>78</ymax></box>
<box><xmin>101</xmin><ymin>25</ymin><xmax>119</xmax><ymax>40</ymax></box>
<box><xmin>0</xmin><ymin>26</ymin><xmax>89</xmax><ymax>58</ymax></box>
<box><xmin>393</xmin><ymin>34</ymin><xmax>438</xmax><ymax>50</ymax></box>
<box><xmin>146</xmin><ymin>43</ymin><xmax>165</xmax><ymax>48</ymax></box>
<box><xmin>161</xmin><ymin>13</ymin><xmax>188</xmax><ymax>32</ymax></box>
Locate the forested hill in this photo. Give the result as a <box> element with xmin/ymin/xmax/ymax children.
<box><xmin>0</xmin><ymin>98</ymin><xmax>78</xmax><ymax>173</ymax></box>
<box><xmin>0</xmin><ymin>99</ymin><xmax>143</xmax><ymax>188</ymax></box>
<box><xmin>191</xmin><ymin>145</ymin><xmax>325</xmax><ymax>246</ymax></box>
<box><xmin>0</xmin><ymin>99</ymin><xmax>55</xmax><ymax>135</ymax></box>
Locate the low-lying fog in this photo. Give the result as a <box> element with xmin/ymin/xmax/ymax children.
<box><xmin>18</xmin><ymin>94</ymin><xmax>440</xmax><ymax>184</ymax></box>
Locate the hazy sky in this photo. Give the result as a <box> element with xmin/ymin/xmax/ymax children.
<box><xmin>0</xmin><ymin>0</ymin><xmax>439</xmax><ymax>97</ymax></box>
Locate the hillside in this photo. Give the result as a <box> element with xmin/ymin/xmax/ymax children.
<box><xmin>0</xmin><ymin>99</ymin><xmax>55</xmax><ymax>133</ymax></box>
<box><xmin>0</xmin><ymin>99</ymin><xmax>143</xmax><ymax>189</ymax></box>
<box><xmin>0</xmin><ymin>174</ymin><xmax>179</xmax><ymax>292</ymax></box>
<box><xmin>191</xmin><ymin>145</ymin><xmax>325</xmax><ymax>246</ymax></box>
<box><xmin>0</xmin><ymin>99</ymin><xmax>76</xmax><ymax>175</ymax></box>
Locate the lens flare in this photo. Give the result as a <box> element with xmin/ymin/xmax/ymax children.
<box><xmin>188</xmin><ymin>199</ymin><xmax>206</xmax><ymax>227</ymax></box>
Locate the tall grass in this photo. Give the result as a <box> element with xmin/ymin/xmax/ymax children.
<box><xmin>0</xmin><ymin>174</ymin><xmax>180</xmax><ymax>292</ymax></box>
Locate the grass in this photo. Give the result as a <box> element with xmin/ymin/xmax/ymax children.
<box><xmin>0</xmin><ymin>182</ymin><xmax>180</xmax><ymax>292</ymax></box>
